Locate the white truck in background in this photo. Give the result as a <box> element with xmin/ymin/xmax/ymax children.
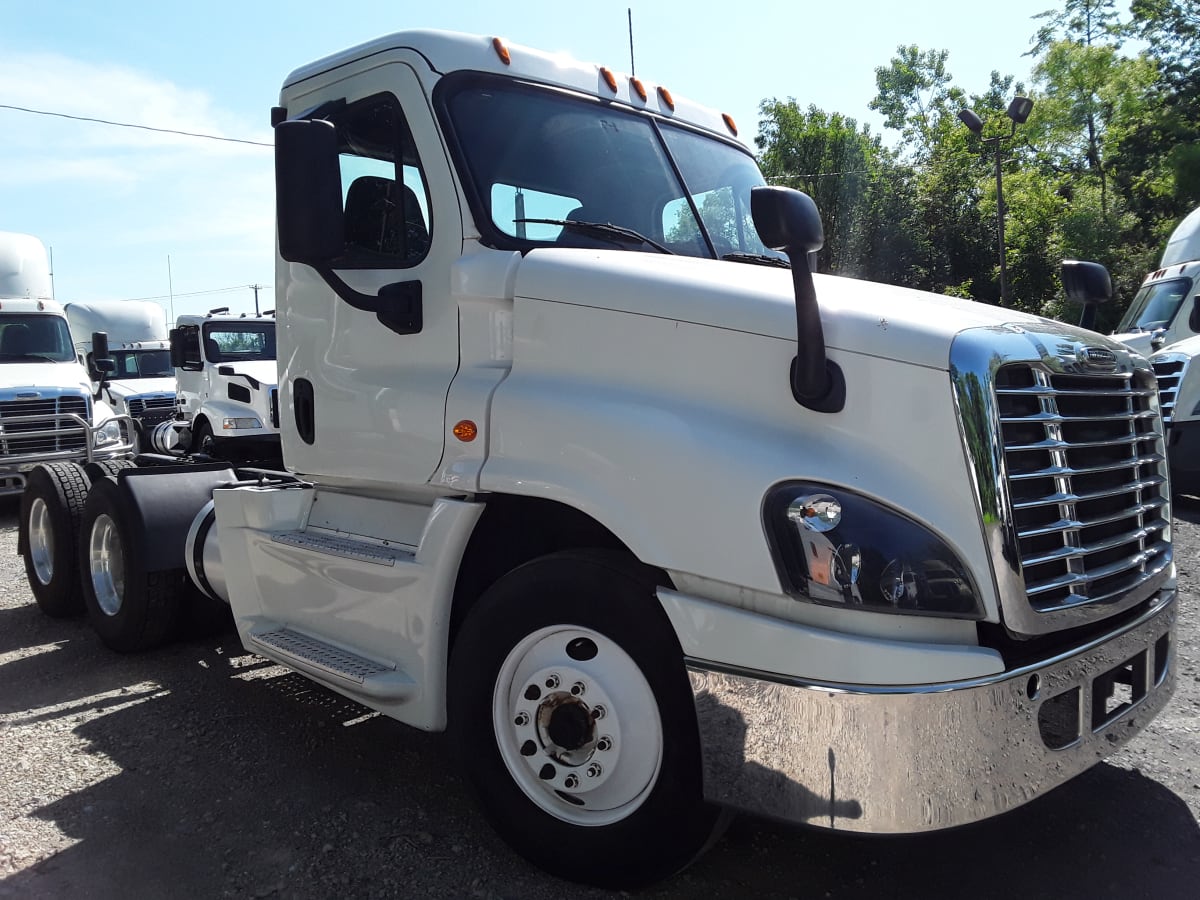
<box><xmin>15</xmin><ymin>31</ymin><xmax>1178</xmax><ymax>888</ymax></box>
<box><xmin>166</xmin><ymin>309</ymin><xmax>280</xmax><ymax>460</ymax></box>
<box><xmin>1109</xmin><ymin>205</ymin><xmax>1200</xmax><ymax>492</ymax></box>
<box><xmin>64</xmin><ymin>300</ymin><xmax>178</xmax><ymax>444</ymax></box>
<box><xmin>0</xmin><ymin>231</ymin><xmax>133</xmax><ymax>496</ymax></box>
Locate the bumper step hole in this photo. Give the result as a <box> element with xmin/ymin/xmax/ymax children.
<box><xmin>1153</xmin><ymin>634</ymin><xmax>1170</xmax><ymax>686</ymax></box>
<box><xmin>1091</xmin><ymin>653</ymin><xmax>1147</xmax><ymax>731</ymax></box>
<box><xmin>1038</xmin><ymin>687</ymin><xmax>1081</xmax><ymax>750</ymax></box>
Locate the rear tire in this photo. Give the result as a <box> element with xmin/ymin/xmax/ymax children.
<box><xmin>448</xmin><ymin>550</ymin><xmax>724</xmax><ymax>888</ymax></box>
<box><xmin>19</xmin><ymin>462</ymin><xmax>92</xmax><ymax>617</ymax></box>
<box><xmin>78</xmin><ymin>476</ymin><xmax>187</xmax><ymax>652</ymax></box>
<box><xmin>83</xmin><ymin>458</ymin><xmax>135</xmax><ymax>481</ymax></box>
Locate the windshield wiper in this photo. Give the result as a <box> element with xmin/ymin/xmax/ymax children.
<box><xmin>721</xmin><ymin>252</ymin><xmax>791</xmax><ymax>268</ymax></box>
<box><xmin>519</xmin><ymin>219</ymin><xmax>674</xmax><ymax>254</ymax></box>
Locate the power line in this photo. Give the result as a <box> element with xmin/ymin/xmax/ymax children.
<box><xmin>126</xmin><ymin>283</ymin><xmax>272</xmax><ymax>303</ymax></box>
<box><xmin>0</xmin><ymin>103</ymin><xmax>271</xmax><ymax>147</ymax></box>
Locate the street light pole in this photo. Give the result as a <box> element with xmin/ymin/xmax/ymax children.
<box><xmin>958</xmin><ymin>96</ymin><xmax>1034</xmax><ymax>308</ymax></box>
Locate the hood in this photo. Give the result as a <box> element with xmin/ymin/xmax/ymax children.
<box><xmin>513</xmin><ymin>250</ymin><xmax>1080</xmax><ymax>370</ymax></box>
<box><xmin>0</xmin><ymin>360</ymin><xmax>91</xmax><ymax>394</ymax></box>
<box><xmin>1113</xmin><ymin>332</ymin><xmax>1156</xmax><ymax>357</ymax></box>
<box><xmin>219</xmin><ymin>360</ymin><xmax>278</xmax><ymax>388</ymax></box>
<box><xmin>102</xmin><ymin>376</ymin><xmax>177</xmax><ymax>400</ymax></box>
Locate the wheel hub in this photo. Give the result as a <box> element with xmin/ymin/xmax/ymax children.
<box><xmin>492</xmin><ymin>626</ymin><xmax>663</xmax><ymax>827</ymax></box>
<box><xmin>88</xmin><ymin>513</ymin><xmax>126</xmax><ymax>617</ymax></box>
<box><xmin>28</xmin><ymin>497</ymin><xmax>54</xmax><ymax>585</ymax></box>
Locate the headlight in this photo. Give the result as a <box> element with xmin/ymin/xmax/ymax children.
<box><xmin>222</xmin><ymin>417</ymin><xmax>262</xmax><ymax>430</ymax></box>
<box><xmin>763</xmin><ymin>482</ymin><xmax>983</xmax><ymax>619</ymax></box>
<box><xmin>93</xmin><ymin>420</ymin><xmax>123</xmax><ymax>447</ymax></box>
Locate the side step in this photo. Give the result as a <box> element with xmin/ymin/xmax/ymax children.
<box><xmin>270</xmin><ymin>529</ymin><xmax>415</xmax><ymax>566</ymax></box>
<box><xmin>249</xmin><ymin>626</ymin><xmax>416</xmax><ymax>701</ymax></box>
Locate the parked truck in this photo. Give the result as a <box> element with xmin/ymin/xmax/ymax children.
<box><xmin>17</xmin><ymin>32</ymin><xmax>1178</xmax><ymax>888</ymax></box>
<box><xmin>64</xmin><ymin>299</ymin><xmax>178</xmax><ymax>443</ymax></box>
<box><xmin>167</xmin><ymin>309</ymin><xmax>280</xmax><ymax>460</ymax></box>
<box><xmin>0</xmin><ymin>231</ymin><xmax>134</xmax><ymax>496</ymax></box>
<box><xmin>1103</xmin><ymin>205</ymin><xmax>1200</xmax><ymax>491</ymax></box>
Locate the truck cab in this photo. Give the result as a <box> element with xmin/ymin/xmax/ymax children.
<box><xmin>19</xmin><ymin>32</ymin><xmax>1178</xmax><ymax>888</ymax></box>
<box><xmin>1110</xmin><ymin>207</ymin><xmax>1200</xmax><ymax>491</ymax></box>
<box><xmin>170</xmin><ymin>311</ymin><xmax>280</xmax><ymax>459</ymax></box>
<box><xmin>0</xmin><ymin>232</ymin><xmax>132</xmax><ymax>494</ymax></box>
<box><xmin>64</xmin><ymin>300</ymin><xmax>178</xmax><ymax>443</ymax></box>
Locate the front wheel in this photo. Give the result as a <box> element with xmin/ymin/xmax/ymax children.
<box><xmin>448</xmin><ymin>550</ymin><xmax>724</xmax><ymax>888</ymax></box>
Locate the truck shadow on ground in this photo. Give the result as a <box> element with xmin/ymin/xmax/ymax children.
<box><xmin>1</xmin><ymin>611</ymin><xmax>1197</xmax><ymax>900</ymax></box>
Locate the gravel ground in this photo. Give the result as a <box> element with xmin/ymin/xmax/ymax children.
<box><xmin>1</xmin><ymin>493</ymin><xmax>1198</xmax><ymax>899</ymax></box>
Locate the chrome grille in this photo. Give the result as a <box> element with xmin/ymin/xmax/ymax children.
<box><xmin>1151</xmin><ymin>356</ymin><xmax>1186</xmax><ymax>426</ymax></box>
<box><xmin>126</xmin><ymin>395</ymin><xmax>177</xmax><ymax>426</ymax></box>
<box><xmin>995</xmin><ymin>365</ymin><xmax>1170</xmax><ymax>613</ymax></box>
<box><xmin>0</xmin><ymin>395</ymin><xmax>89</xmax><ymax>457</ymax></box>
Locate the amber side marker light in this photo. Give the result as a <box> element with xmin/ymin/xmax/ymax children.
<box><xmin>492</xmin><ymin>37</ymin><xmax>511</xmax><ymax>65</ymax></box>
<box><xmin>657</xmin><ymin>86</ymin><xmax>675</xmax><ymax>110</ymax></box>
<box><xmin>453</xmin><ymin>420</ymin><xmax>479</xmax><ymax>442</ymax></box>
<box><xmin>723</xmin><ymin>113</ymin><xmax>738</xmax><ymax>136</ymax></box>
<box><xmin>630</xmin><ymin>77</ymin><xmax>647</xmax><ymax>101</ymax></box>
<box><xmin>600</xmin><ymin>67</ymin><xmax>619</xmax><ymax>93</ymax></box>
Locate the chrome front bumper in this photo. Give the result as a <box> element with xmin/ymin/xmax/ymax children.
<box><xmin>689</xmin><ymin>590</ymin><xmax>1176</xmax><ymax>832</ymax></box>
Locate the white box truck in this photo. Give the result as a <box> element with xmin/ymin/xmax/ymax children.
<box><xmin>16</xmin><ymin>32</ymin><xmax>1178</xmax><ymax>888</ymax></box>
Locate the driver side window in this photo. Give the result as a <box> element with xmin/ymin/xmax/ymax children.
<box><xmin>333</xmin><ymin>94</ymin><xmax>432</xmax><ymax>266</ymax></box>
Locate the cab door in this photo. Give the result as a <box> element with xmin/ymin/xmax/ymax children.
<box><xmin>278</xmin><ymin>59</ymin><xmax>463</xmax><ymax>488</ymax></box>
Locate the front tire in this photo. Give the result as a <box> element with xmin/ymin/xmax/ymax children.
<box><xmin>448</xmin><ymin>550</ymin><xmax>724</xmax><ymax>888</ymax></box>
<box><xmin>19</xmin><ymin>462</ymin><xmax>92</xmax><ymax>617</ymax></box>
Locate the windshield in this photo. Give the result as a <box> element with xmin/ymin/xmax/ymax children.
<box><xmin>201</xmin><ymin>322</ymin><xmax>276</xmax><ymax>363</ymax></box>
<box><xmin>0</xmin><ymin>314</ymin><xmax>75</xmax><ymax>363</ymax></box>
<box><xmin>440</xmin><ymin>74</ymin><xmax>780</xmax><ymax>260</ymax></box>
<box><xmin>1116</xmin><ymin>277</ymin><xmax>1193</xmax><ymax>333</ymax></box>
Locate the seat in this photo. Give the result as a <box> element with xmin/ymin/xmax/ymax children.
<box><xmin>0</xmin><ymin>324</ymin><xmax>32</xmax><ymax>356</ymax></box>
<box><xmin>344</xmin><ymin>176</ymin><xmax>430</xmax><ymax>260</ymax></box>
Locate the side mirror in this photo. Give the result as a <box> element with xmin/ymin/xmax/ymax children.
<box><xmin>94</xmin><ymin>358</ymin><xmax>116</xmax><ymax>374</ymax></box>
<box><xmin>275</xmin><ymin>119</ymin><xmax>345</xmax><ymax>264</ymax></box>
<box><xmin>1061</xmin><ymin>260</ymin><xmax>1112</xmax><ymax>331</ymax></box>
<box><xmin>749</xmin><ymin>186</ymin><xmax>843</xmax><ymax>414</ymax></box>
<box><xmin>92</xmin><ymin>331</ymin><xmax>110</xmax><ymax>361</ymax></box>
<box><xmin>751</xmin><ymin>186</ymin><xmax>825</xmax><ymax>256</ymax></box>
<box><xmin>1188</xmin><ymin>296</ymin><xmax>1200</xmax><ymax>334</ymax></box>
<box><xmin>169</xmin><ymin>328</ymin><xmax>186</xmax><ymax>369</ymax></box>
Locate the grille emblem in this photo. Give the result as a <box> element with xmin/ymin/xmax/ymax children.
<box><xmin>1077</xmin><ymin>346</ymin><xmax>1118</xmax><ymax>371</ymax></box>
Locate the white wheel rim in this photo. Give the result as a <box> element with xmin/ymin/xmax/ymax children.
<box><xmin>88</xmin><ymin>513</ymin><xmax>125</xmax><ymax>617</ymax></box>
<box><xmin>493</xmin><ymin>625</ymin><xmax>663</xmax><ymax>827</ymax></box>
<box><xmin>28</xmin><ymin>497</ymin><xmax>54</xmax><ymax>585</ymax></box>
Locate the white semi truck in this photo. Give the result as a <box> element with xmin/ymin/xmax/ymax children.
<box><xmin>1110</xmin><ymin>206</ymin><xmax>1200</xmax><ymax>491</ymax></box>
<box><xmin>17</xmin><ymin>32</ymin><xmax>1178</xmax><ymax>888</ymax></box>
<box><xmin>0</xmin><ymin>232</ymin><xmax>133</xmax><ymax>497</ymax></box>
<box><xmin>64</xmin><ymin>299</ymin><xmax>178</xmax><ymax>442</ymax></box>
<box><xmin>167</xmin><ymin>309</ymin><xmax>280</xmax><ymax>460</ymax></box>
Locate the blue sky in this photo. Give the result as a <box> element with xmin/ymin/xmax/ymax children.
<box><xmin>2</xmin><ymin>0</ymin><xmax>1062</xmax><ymax>316</ymax></box>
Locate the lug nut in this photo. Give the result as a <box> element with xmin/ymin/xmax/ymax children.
<box><xmin>564</xmin><ymin>774</ymin><xmax>579</xmax><ymax>789</ymax></box>
<box><xmin>597</xmin><ymin>736</ymin><xmax>613</xmax><ymax>752</ymax></box>
<box><xmin>592</xmin><ymin>705</ymin><xmax>607</xmax><ymax>720</ymax></box>
<box><xmin>586</xmin><ymin>763</ymin><xmax>602</xmax><ymax>778</ymax></box>
<box><xmin>545</xmin><ymin>673</ymin><xmax>561</xmax><ymax>689</ymax></box>
<box><xmin>514</xmin><ymin>711</ymin><xmax>530</xmax><ymax>727</ymax></box>
<box><xmin>570</xmin><ymin>681</ymin><xmax>586</xmax><ymax>696</ymax></box>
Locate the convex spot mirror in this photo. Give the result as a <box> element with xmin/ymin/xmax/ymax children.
<box><xmin>1061</xmin><ymin>259</ymin><xmax>1112</xmax><ymax>331</ymax></box>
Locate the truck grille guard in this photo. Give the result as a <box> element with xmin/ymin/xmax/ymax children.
<box><xmin>951</xmin><ymin>324</ymin><xmax>1172</xmax><ymax>637</ymax></box>
<box><xmin>0</xmin><ymin>390</ymin><xmax>135</xmax><ymax>466</ymax></box>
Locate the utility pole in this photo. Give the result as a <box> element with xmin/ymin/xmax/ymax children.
<box><xmin>251</xmin><ymin>283</ymin><xmax>261</xmax><ymax>316</ymax></box>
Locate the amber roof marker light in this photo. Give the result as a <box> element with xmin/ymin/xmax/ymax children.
<box><xmin>630</xmin><ymin>77</ymin><xmax>647</xmax><ymax>102</ymax></box>
<box><xmin>599</xmin><ymin>67</ymin><xmax>619</xmax><ymax>93</ymax></box>
<box><xmin>657</xmin><ymin>86</ymin><xmax>675</xmax><ymax>111</ymax></box>
<box><xmin>722</xmin><ymin>113</ymin><xmax>738</xmax><ymax>137</ymax></box>
<box><xmin>492</xmin><ymin>37</ymin><xmax>511</xmax><ymax>65</ymax></box>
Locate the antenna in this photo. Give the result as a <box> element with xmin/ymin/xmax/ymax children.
<box><xmin>628</xmin><ymin>8</ymin><xmax>636</xmax><ymax>76</ymax></box>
